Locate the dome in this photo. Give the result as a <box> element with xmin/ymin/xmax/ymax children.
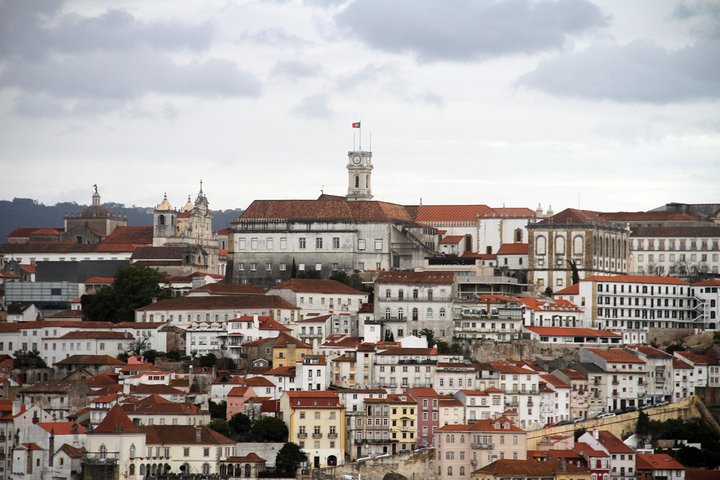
<box><xmin>182</xmin><ymin>195</ymin><xmax>194</xmax><ymax>213</ymax></box>
<box><xmin>155</xmin><ymin>193</ymin><xmax>174</xmax><ymax>212</ymax></box>
<box><xmin>81</xmin><ymin>204</ymin><xmax>111</xmax><ymax>218</ymax></box>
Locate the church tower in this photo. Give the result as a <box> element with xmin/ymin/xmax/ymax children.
<box><xmin>346</xmin><ymin>150</ymin><xmax>373</xmax><ymax>201</ymax></box>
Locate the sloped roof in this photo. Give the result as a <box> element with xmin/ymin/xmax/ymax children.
<box><xmin>121</xmin><ymin>395</ymin><xmax>200</xmax><ymax>415</ymax></box>
<box><xmin>239</xmin><ymin>198</ymin><xmax>416</xmax><ymax>223</ymax></box>
<box><xmin>600</xmin><ymin>212</ymin><xmax>698</xmax><ymax>222</ymax></box>
<box><xmin>594</xmin><ymin>430</ymin><xmax>634</xmax><ymax>453</ymax></box>
<box><xmin>497</xmin><ymin>243</ymin><xmax>529</xmax><ymax>255</ymax></box>
<box><xmin>414</xmin><ymin>204</ymin><xmax>494</xmax><ymax>222</ymax></box>
<box><xmin>274</xmin><ymin>331</ymin><xmax>312</xmax><ymax>349</ymax></box>
<box><xmin>135</xmin><ymin>294</ymin><xmax>294</xmax><ymax>311</ymax></box>
<box><xmin>525</xmin><ymin>326</ymin><xmax>620</xmax><ymax>338</ymax></box>
<box><xmin>535</xmin><ymin>208</ymin><xmax>606</xmax><ymax>225</ymax></box>
<box><xmin>145</xmin><ymin>425</ymin><xmax>235</xmax><ymax>445</ymax></box>
<box><xmin>440</xmin><ymin>235</ymin><xmax>465</xmax><ymax>245</ymax></box>
<box><xmin>56</xmin><ymin>355</ymin><xmax>125</xmax><ymax>366</ymax></box>
<box><xmin>190</xmin><ymin>282</ymin><xmax>265</xmax><ymax>295</ymax></box>
<box><xmin>438</xmin><ymin>417</ymin><xmax>523</xmax><ymax>432</ymax></box>
<box><xmin>58</xmin><ymin>331</ymin><xmax>134</xmax><ymax>340</ymax></box>
<box><xmin>375</xmin><ymin>271</ymin><xmax>454</xmax><ymax>284</ymax></box>
<box><xmin>554</xmin><ymin>284</ymin><xmax>580</xmax><ymax>296</ymax></box>
<box><xmin>269</xmin><ymin>278</ymin><xmax>366</xmax><ymax>295</ymax></box>
<box><xmin>586</xmin><ymin>348</ymin><xmax>645</xmax><ymax>364</ymax></box>
<box><xmin>637</xmin><ymin>453</ymin><xmax>685</xmax><ymax>471</ymax></box>
<box><xmin>92</xmin><ymin>404</ymin><xmax>142</xmax><ymax>434</ymax></box>
<box><xmin>36</xmin><ymin>422</ymin><xmax>87</xmax><ymax>435</ymax></box>
<box><xmin>630</xmin><ymin>226</ymin><xmax>720</xmax><ymax>238</ymax></box>
<box><xmin>102</xmin><ymin>226</ymin><xmax>154</xmax><ymax>244</ymax></box>
<box><xmin>583</xmin><ymin>275</ymin><xmax>688</xmax><ymax>286</ymax></box>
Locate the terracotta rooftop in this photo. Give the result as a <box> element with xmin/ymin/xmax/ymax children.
<box><xmin>239</xmin><ymin>197</ymin><xmax>417</xmax><ymax>223</ymax></box>
<box><xmin>630</xmin><ymin>226</ymin><xmax>720</xmax><ymax>238</ymax></box>
<box><xmin>626</xmin><ymin>345</ymin><xmax>672</xmax><ymax>359</ymax></box>
<box><xmin>497</xmin><ymin>243</ymin><xmax>529</xmax><ymax>255</ymax></box>
<box><xmin>674</xmin><ymin>351</ymin><xmax>710</xmax><ymax>365</ymax></box>
<box><xmin>102</xmin><ymin>226</ymin><xmax>154</xmax><ymax>245</ymax></box>
<box><xmin>438</xmin><ymin>417</ymin><xmax>524</xmax><ymax>432</ymax></box>
<box><xmin>56</xmin><ymin>355</ymin><xmax>125</xmax><ymax>366</ymax></box>
<box><xmin>583</xmin><ymin>275</ymin><xmax>689</xmax><ymax>285</ymax></box>
<box><xmin>586</xmin><ymin>348</ymin><xmax>645</xmax><ymax>364</ymax></box>
<box><xmin>190</xmin><ymin>282</ymin><xmax>265</xmax><ymax>295</ymax></box>
<box><xmin>414</xmin><ymin>204</ymin><xmax>494</xmax><ymax>222</ymax></box>
<box><xmin>554</xmin><ymin>284</ymin><xmax>580</xmax><ymax>296</ymax></box>
<box><xmin>36</xmin><ymin>422</ymin><xmax>87</xmax><ymax>435</ymax></box>
<box><xmin>58</xmin><ymin>331</ymin><xmax>134</xmax><ymax>340</ymax></box>
<box><xmin>145</xmin><ymin>425</ymin><xmax>235</xmax><ymax>445</ymax></box>
<box><xmin>274</xmin><ymin>331</ymin><xmax>312</xmax><ymax>349</ymax></box>
<box><xmin>593</xmin><ymin>430</ymin><xmax>634</xmax><ymax>453</ymax></box>
<box><xmin>92</xmin><ymin>404</ymin><xmax>142</xmax><ymax>434</ymax></box>
<box><xmin>535</xmin><ymin>208</ymin><xmax>606</xmax><ymax>226</ymax></box>
<box><xmin>269</xmin><ymin>278</ymin><xmax>366</xmax><ymax>295</ymax></box>
<box><xmin>135</xmin><ymin>294</ymin><xmax>294</xmax><ymax>311</ymax></box>
<box><xmin>637</xmin><ymin>453</ymin><xmax>685</xmax><ymax>471</ymax></box>
<box><xmin>477</xmin><ymin>458</ymin><xmax>589</xmax><ymax>476</ymax></box>
<box><xmin>440</xmin><ymin>235</ymin><xmax>465</xmax><ymax>245</ymax></box>
<box><xmin>600</xmin><ymin>211</ymin><xmax>698</xmax><ymax>222</ymax></box>
<box><xmin>525</xmin><ymin>326</ymin><xmax>620</xmax><ymax>338</ymax></box>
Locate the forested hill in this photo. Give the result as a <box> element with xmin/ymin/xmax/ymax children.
<box><xmin>0</xmin><ymin>198</ymin><xmax>243</xmax><ymax>242</ymax></box>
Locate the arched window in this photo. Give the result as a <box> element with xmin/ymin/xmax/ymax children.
<box><xmin>412</xmin><ymin>308</ymin><xmax>419</xmax><ymax>321</ymax></box>
<box><xmin>426</xmin><ymin>308</ymin><xmax>433</xmax><ymax>318</ymax></box>
<box><xmin>140</xmin><ymin>465</ymin><xmax>145</xmax><ymax>476</ymax></box>
<box><xmin>99</xmin><ymin>444</ymin><xmax>107</xmax><ymax>460</ymax></box>
<box><xmin>202</xmin><ymin>463</ymin><xmax>211</xmax><ymax>475</ymax></box>
<box><xmin>398</xmin><ymin>308</ymin><xmax>404</xmax><ymax>320</ymax></box>
<box><xmin>245</xmin><ymin>464</ymin><xmax>252</xmax><ymax>477</ymax></box>
<box><xmin>439</xmin><ymin>308</ymin><xmax>446</xmax><ymax>318</ymax></box>
<box><xmin>355</xmin><ymin>175</ymin><xmax>359</xmax><ymax>188</ymax></box>
<box><xmin>129</xmin><ymin>464</ymin><xmax>135</xmax><ymax>475</ymax></box>
<box><xmin>385</xmin><ymin>308</ymin><xmax>391</xmax><ymax>320</ymax></box>
<box><xmin>460</xmin><ymin>467</ymin><xmax>465</xmax><ymax>476</ymax></box>
<box><xmin>555</xmin><ymin>236</ymin><xmax>565</xmax><ymax>255</ymax></box>
<box><xmin>398</xmin><ymin>328</ymin><xmax>404</xmax><ymax>337</ymax></box>
<box><xmin>514</xmin><ymin>228</ymin><xmax>523</xmax><ymax>243</ymax></box>
<box><xmin>536</xmin><ymin>236</ymin><xmax>546</xmax><ymax>255</ymax></box>
<box><xmin>130</xmin><ymin>444</ymin><xmax>136</xmax><ymax>459</ymax></box>
<box><xmin>366</xmin><ymin>174</ymin><xmax>370</xmax><ymax>188</ymax></box>
<box><xmin>448</xmin><ymin>466</ymin><xmax>453</xmax><ymax>476</ymax></box>
<box><xmin>574</xmin><ymin>235</ymin><xmax>584</xmax><ymax>255</ymax></box>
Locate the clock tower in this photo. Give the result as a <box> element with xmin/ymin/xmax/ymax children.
<box><xmin>346</xmin><ymin>150</ymin><xmax>373</xmax><ymax>201</ymax></box>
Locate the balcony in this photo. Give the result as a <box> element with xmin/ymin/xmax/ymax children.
<box><xmin>366</xmin><ymin>438</ymin><xmax>392</xmax><ymax>445</ymax></box>
<box><xmin>612</xmin><ymin>379</ymin><xmax>620</xmax><ymax>386</ymax></box>
<box><xmin>472</xmin><ymin>443</ymin><xmax>494</xmax><ymax>450</ymax></box>
<box><xmin>297</xmin><ymin>433</ymin><xmax>307</xmax><ymax>439</ymax></box>
<box><xmin>382</xmin><ymin>296</ymin><xmax>452</xmax><ymax>302</ymax></box>
<box><xmin>328</xmin><ymin>433</ymin><xmax>338</xmax><ymax>439</ymax></box>
<box><xmin>313</xmin><ymin>433</ymin><xmax>323</xmax><ymax>439</ymax></box>
<box><xmin>398</xmin><ymin>359</ymin><xmax>436</xmax><ymax>365</ymax></box>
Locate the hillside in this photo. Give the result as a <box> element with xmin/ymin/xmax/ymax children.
<box><xmin>0</xmin><ymin>198</ymin><xmax>243</xmax><ymax>242</ymax></box>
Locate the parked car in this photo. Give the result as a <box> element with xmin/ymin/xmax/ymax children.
<box><xmin>574</xmin><ymin>416</ymin><xmax>586</xmax><ymax>423</ymax></box>
<box><xmin>623</xmin><ymin>406</ymin><xmax>637</xmax><ymax>413</ymax></box>
<box><xmin>595</xmin><ymin>412</ymin><xmax>616</xmax><ymax>419</ymax></box>
<box><xmin>555</xmin><ymin>419</ymin><xmax>574</xmax><ymax>426</ymax></box>
<box><xmin>544</xmin><ymin>422</ymin><xmax>556</xmax><ymax>429</ymax></box>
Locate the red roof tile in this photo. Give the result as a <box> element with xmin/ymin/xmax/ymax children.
<box><xmin>554</xmin><ymin>284</ymin><xmax>580</xmax><ymax>296</ymax></box>
<box><xmin>583</xmin><ymin>275</ymin><xmax>689</xmax><ymax>285</ymax></box>
<box><xmin>497</xmin><ymin>243</ymin><xmax>529</xmax><ymax>255</ymax></box>
<box><xmin>637</xmin><ymin>453</ymin><xmax>685</xmax><ymax>471</ymax></box>
<box><xmin>414</xmin><ymin>204</ymin><xmax>494</xmax><ymax>222</ymax></box>
<box><xmin>586</xmin><ymin>348</ymin><xmax>645</xmax><ymax>364</ymax></box>
<box><xmin>102</xmin><ymin>226</ymin><xmax>154</xmax><ymax>244</ymax></box>
<box><xmin>36</xmin><ymin>422</ymin><xmax>87</xmax><ymax>435</ymax></box>
<box><xmin>525</xmin><ymin>326</ymin><xmax>620</xmax><ymax>338</ymax></box>
<box><xmin>92</xmin><ymin>404</ymin><xmax>142</xmax><ymax>434</ymax></box>
<box><xmin>440</xmin><ymin>235</ymin><xmax>465</xmax><ymax>245</ymax></box>
<box><xmin>438</xmin><ymin>417</ymin><xmax>524</xmax><ymax>432</ymax></box>
<box><xmin>269</xmin><ymin>278</ymin><xmax>366</xmax><ymax>295</ymax></box>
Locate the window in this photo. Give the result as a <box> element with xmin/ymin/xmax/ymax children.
<box><xmin>315</xmin><ymin>263</ymin><xmax>322</xmax><ymax>271</ymax></box>
<box><xmin>251</xmin><ymin>237</ymin><xmax>258</xmax><ymax>249</ymax></box>
<box><xmin>280</xmin><ymin>263</ymin><xmax>287</xmax><ymax>271</ymax></box>
<box><xmin>358</xmin><ymin>239</ymin><xmax>366</xmax><ymax>250</ymax></box>
<box><xmin>238</xmin><ymin>263</ymin><xmax>245</xmax><ymax>271</ymax></box>
<box><xmin>265</xmin><ymin>262</ymin><xmax>272</xmax><ymax>271</ymax></box>
<box><xmin>184</xmin><ymin>447</ymin><xmax>190</xmax><ymax>457</ymax></box>
<box><xmin>316</xmin><ymin>238</ymin><xmax>323</xmax><ymax>249</ymax></box>
<box><xmin>238</xmin><ymin>238</ymin><xmax>246</xmax><ymax>249</ymax></box>
<box><xmin>250</xmin><ymin>263</ymin><xmax>257</xmax><ymax>271</ymax></box>
<box><xmin>299</xmin><ymin>237</ymin><xmax>306</xmax><ymax>249</ymax></box>
<box><xmin>280</xmin><ymin>237</ymin><xmax>287</xmax><ymax>249</ymax></box>
<box><xmin>375</xmin><ymin>239</ymin><xmax>383</xmax><ymax>250</ymax></box>
<box><xmin>333</xmin><ymin>237</ymin><xmax>340</xmax><ymax>249</ymax></box>
<box><xmin>267</xmin><ymin>237</ymin><xmax>274</xmax><ymax>250</ymax></box>
<box><xmin>204</xmin><ymin>447</ymin><xmax>210</xmax><ymax>457</ymax></box>
<box><xmin>332</xmin><ymin>263</ymin><xmax>339</xmax><ymax>271</ymax></box>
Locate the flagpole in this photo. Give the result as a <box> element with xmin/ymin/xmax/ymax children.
<box><xmin>359</xmin><ymin>120</ymin><xmax>362</xmax><ymax>151</ymax></box>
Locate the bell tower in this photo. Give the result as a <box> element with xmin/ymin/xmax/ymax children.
<box><xmin>346</xmin><ymin>150</ymin><xmax>373</xmax><ymax>201</ymax></box>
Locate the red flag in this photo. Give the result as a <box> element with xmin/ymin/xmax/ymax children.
<box><xmin>352</xmin><ymin>122</ymin><xmax>361</xmax><ymax>128</ymax></box>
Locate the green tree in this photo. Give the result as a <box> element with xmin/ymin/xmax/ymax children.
<box><xmin>82</xmin><ymin>264</ymin><xmax>170</xmax><ymax>322</ymax></box>
<box><xmin>329</xmin><ymin>271</ymin><xmax>367</xmax><ymax>292</ymax></box>
<box><xmin>250</xmin><ymin>416</ymin><xmax>289</xmax><ymax>442</ymax></box>
<box><xmin>209</xmin><ymin>401</ymin><xmax>227</xmax><ymax>420</ymax></box>
<box><xmin>637</xmin><ymin>410</ymin><xmax>650</xmax><ymax>439</ymax></box>
<box><xmin>198</xmin><ymin>353</ymin><xmax>217</xmax><ymax>368</ymax></box>
<box><xmin>574</xmin><ymin>427</ymin><xmax>587</xmax><ymax>441</ymax></box>
<box><xmin>419</xmin><ymin>328</ymin><xmax>436</xmax><ymax>347</ymax></box>
<box><xmin>13</xmin><ymin>350</ymin><xmax>47</xmax><ymax>369</ymax></box>
<box><xmin>142</xmin><ymin>349</ymin><xmax>162</xmax><ymax>364</ymax></box>
<box><xmin>216</xmin><ymin>356</ymin><xmax>237</xmax><ymax>371</ymax></box>
<box><xmin>207</xmin><ymin>419</ymin><xmax>233</xmax><ymax>438</ymax></box>
<box><xmin>275</xmin><ymin>442</ymin><xmax>307</xmax><ymax>477</ymax></box>
<box><xmin>229</xmin><ymin>413</ymin><xmax>252</xmax><ymax>441</ymax></box>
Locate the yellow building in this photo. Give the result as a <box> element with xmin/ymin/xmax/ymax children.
<box><xmin>280</xmin><ymin>390</ymin><xmax>345</xmax><ymax>470</ymax></box>
<box><xmin>272</xmin><ymin>331</ymin><xmax>313</xmax><ymax>368</ymax></box>
<box><xmin>387</xmin><ymin>393</ymin><xmax>417</xmax><ymax>454</ymax></box>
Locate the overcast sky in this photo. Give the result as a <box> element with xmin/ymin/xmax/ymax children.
<box><xmin>1</xmin><ymin>0</ymin><xmax>718</xmax><ymax>213</ymax></box>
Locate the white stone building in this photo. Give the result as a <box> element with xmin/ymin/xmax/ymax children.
<box><xmin>579</xmin><ymin>348</ymin><xmax>647</xmax><ymax>413</ymax></box>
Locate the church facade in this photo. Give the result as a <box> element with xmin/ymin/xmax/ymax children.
<box><xmin>227</xmin><ymin>150</ymin><xmax>439</xmax><ymax>286</ymax></box>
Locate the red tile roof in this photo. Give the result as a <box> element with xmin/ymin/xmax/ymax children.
<box><xmin>637</xmin><ymin>453</ymin><xmax>685</xmax><ymax>471</ymax></box>
<box><xmin>58</xmin><ymin>331</ymin><xmax>134</xmax><ymax>340</ymax></box>
<box><xmin>525</xmin><ymin>326</ymin><xmax>620</xmax><ymax>338</ymax></box>
<box><xmin>497</xmin><ymin>243</ymin><xmax>529</xmax><ymax>255</ymax></box>
<box><xmin>587</xmin><ymin>348</ymin><xmax>645</xmax><ymax>364</ymax></box>
<box><xmin>286</xmin><ymin>390</ymin><xmax>341</xmax><ymax>408</ymax></box>
<box><xmin>269</xmin><ymin>278</ymin><xmax>366</xmax><ymax>295</ymax></box>
<box><xmin>536</xmin><ymin>208</ymin><xmax>605</xmax><ymax>225</ymax></box>
<box><xmin>92</xmin><ymin>404</ymin><xmax>142</xmax><ymax>434</ymax></box>
<box><xmin>630</xmin><ymin>226</ymin><xmax>720</xmax><ymax>238</ymax></box>
<box><xmin>36</xmin><ymin>422</ymin><xmax>87</xmax><ymax>435</ymax></box>
<box><xmin>135</xmin><ymin>294</ymin><xmax>295</xmax><ymax>311</ymax></box>
<box><xmin>84</xmin><ymin>277</ymin><xmax>114</xmax><ymax>284</ymax></box>
<box><xmin>414</xmin><ymin>204</ymin><xmax>494</xmax><ymax>222</ymax></box>
<box><xmin>583</xmin><ymin>275</ymin><xmax>689</xmax><ymax>285</ymax></box>
<box><xmin>440</xmin><ymin>235</ymin><xmax>465</xmax><ymax>245</ymax></box>
<box><xmin>487</xmin><ymin>207</ymin><xmax>536</xmax><ymax>218</ymax></box>
<box><xmin>190</xmin><ymin>282</ymin><xmax>265</xmax><ymax>295</ymax></box>
<box><xmin>101</xmin><ymin>226</ymin><xmax>154</xmax><ymax>244</ymax></box>
<box><xmin>673</xmin><ymin>358</ymin><xmax>693</xmax><ymax>369</ymax></box>
<box><xmin>406</xmin><ymin>387</ymin><xmax>438</xmax><ymax>397</ymax></box>
<box><xmin>626</xmin><ymin>345</ymin><xmax>671</xmax><ymax>359</ymax></box>
<box><xmin>693</xmin><ymin>279</ymin><xmax>720</xmax><ymax>287</ymax></box>
<box><xmin>540</xmin><ymin>374</ymin><xmax>570</xmax><ymax>388</ymax></box>
<box><xmin>594</xmin><ymin>430</ymin><xmax>635</xmax><ymax>453</ymax></box>
<box><xmin>274</xmin><ymin>331</ymin><xmax>312</xmax><ymax>349</ymax></box>
<box><xmin>375</xmin><ymin>271</ymin><xmax>454</xmax><ymax>285</ymax></box>
<box><xmin>599</xmin><ymin>212</ymin><xmax>698</xmax><ymax>222</ymax></box>
<box><xmin>145</xmin><ymin>425</ymin><xmax>235</xmax><ymax>445</ymax></box>
<box><xmin>438</xmin><ymin>417</ymin><xmax>524</xmax><ymax>432</ymax></box>
<box><xmin>674</xmin><ymin>351</ymin><xmax>710</xmax><ymax>365</ymax></box>
<box><xmin>241</xmin><ymin>197</ymin><xmax>417</xmax><ymax>223</ymax></box>
<box><xmin>56</xmin><ymin>355</ymin><xmax>125</xmax><ymax>366</ymax></box>
<box><xmin>554</xmin><ymin>284</ymin><xmax>580</xmax><ymax>296</ymax></box>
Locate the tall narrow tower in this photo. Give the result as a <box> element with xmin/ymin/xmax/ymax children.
<box><xmin>346</xmin><ymin>150</ymin><xmax>373</xmax><ymax>201</ymax></box>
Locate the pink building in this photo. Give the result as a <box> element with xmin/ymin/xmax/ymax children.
<box><xmin>407</xmin><ymin>387</ymin><xmax>439</xmax><ymax>448</ymax></box>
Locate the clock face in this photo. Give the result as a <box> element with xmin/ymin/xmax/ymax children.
<box><xmin>352</xmin><ymin>155</ymin><xmax>362</xmax><ymax>165</ymax></box>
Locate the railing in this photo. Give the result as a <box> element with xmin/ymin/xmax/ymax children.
<box><xmin>398</xmin><ymin>359</ymin><xmax>436</xmax><ymax>365</ymax></box>
<box><xmin>297</xmin><ymin>433</ymin><xmax>307</xmax><ymax>439</ymax></box>
<box><xmin>313</xmin><ymin>433</ymin><xmax>323</xmax><ymax>439</ymax></box>
<box><xmin>381</xmin><ymin>296</ymin><xmax>452</xmax><ymax>302</ymax></box>
<box><xmin>328</xmin><ymin>433</ymin><xmax>338</xmax><ymax>439</ymax></box>
<box><xmin>472</xmin><ymin>443</ymin><xmax>494</xmax><ymax>450</ymax></box>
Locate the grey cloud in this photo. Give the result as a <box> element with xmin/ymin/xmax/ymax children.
<box><xmin>1</xmin><ymin>52</ymin><xmax>261</xmax><ymax>102</ymax></box>
<box><xmin>271</xmin><ymin>60</ymin><xmax>323</xmax><ymax>78</ymax></box>
<box><xmin>674</xmin><ymin>1</ymin><xmax>720</xmax><ymax>39</ymax></box>
<box><xmin>335</xmin><ymin>0</ymin><xmax>605</xmax><ymax>62</ymax></box>
<box><xmin>516</xmin><ymin>39</ymin><xmax>720</xmax><ymax>103</ymax></box>
<box><xmin>0</xmin><ymin>3</ymin><xmax>211</xmax><ymax>60</ymax></box>
<box><xmin>291</xmin><ymin>94</ymin><xmax>334</xmax><ymax>118</ymax></box>
<box><xmin>335</xmin><ymin>63</ymin><xmax>397</xmax><ymax>91</ymax></box>
<box><xmin>240</xmin><ymin>28</ymin><xmax>312</xmax><ymax>46</ymax></box>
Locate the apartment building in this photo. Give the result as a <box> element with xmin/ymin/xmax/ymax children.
<box><xmin>579</xmin><ymin>348</ymin><xmax>646</xmax><ymax>413</ymax></box>
<box><xmin>280</xmin><ymin>391</ymin><xmax>345</xmax><ymax>469</ymax></box>
<box><xmin>629</xmin><ymin>226</ymin><xmax>720</xmax><ymax>277</ymax></box>
<box><xmin>454</xmin><ymin>389</ymin><xmax>505</xmax><ymax>422</ymax></box>
<box><xmin>435</xmin><ymin>417</ymin><xmax>527</xmax><ymax>478</ymax></box>
<box><xmin>578</xmin><ymin>430</ymin><xmax>636</xmax><ymax>480</ymax></box>
<box><xmin>490</xmin><ymin>362</ymin><xmax>541</xmax><ymax>430</ymax></box>
<box><xmin>266</xmin><ymin>278</ymin><xmax>368</xmax><ymax>319</ymax></box>
<box><xmin>539</xmin><ymin>374</ymin><xmax>571</xmax><ymax>424</ymax></box>
<box><xmin>453</xmin><ymin>295</ymin><xmax>524</xmax><ymax>342</ymax></box>
<box><xmin>551</xmin><ymin>369</ymin><xmax>589</xmax><ymax>421</ymax></box>
<box><xmin>371</xmin><ymin>347</ymin><xmax>437</xmax><ymax>393</ymax></box>
<box><xmin>626</xmin><ymin>345</ymin><xmax>673</xmax><ymax>404</ymax></box>
<box><xmin>407</xmin><ymin>387</ymin><xmax>439</xmax><ymax>448</ymax></box>
<box><xmin>691</xmin><ymin>279</ymin><xmax>720</xmax><ymax>330</ymax></box>
<box><xmin>374</xmin><ymin>271</ymin><xmax>455</xmax><ymax>342</ymax></box>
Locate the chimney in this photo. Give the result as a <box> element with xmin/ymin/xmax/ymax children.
<box><xmin>11</xmin><ymin>400</ymin><xmax>21</xmax><ymax>416</ymax></box>
<box><xmin>593</xmin><ymin>429</ymin><xmax>599</xmax><ymax>440</ymax></box>
<box><xmin>195</xmin><ymin>425</ymin><xmax>202</xmax><ymax>443</ymax></box>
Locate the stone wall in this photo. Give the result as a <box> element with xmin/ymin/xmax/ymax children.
<box><xmin>469</xmin><ymin>339</ymin><xmax>582</xmax><ymax>365</ymax></box>
<box><xmin>307</xmin><ymin>447</ymin><xmax>436</xmax><ymax>480</ymax></box>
